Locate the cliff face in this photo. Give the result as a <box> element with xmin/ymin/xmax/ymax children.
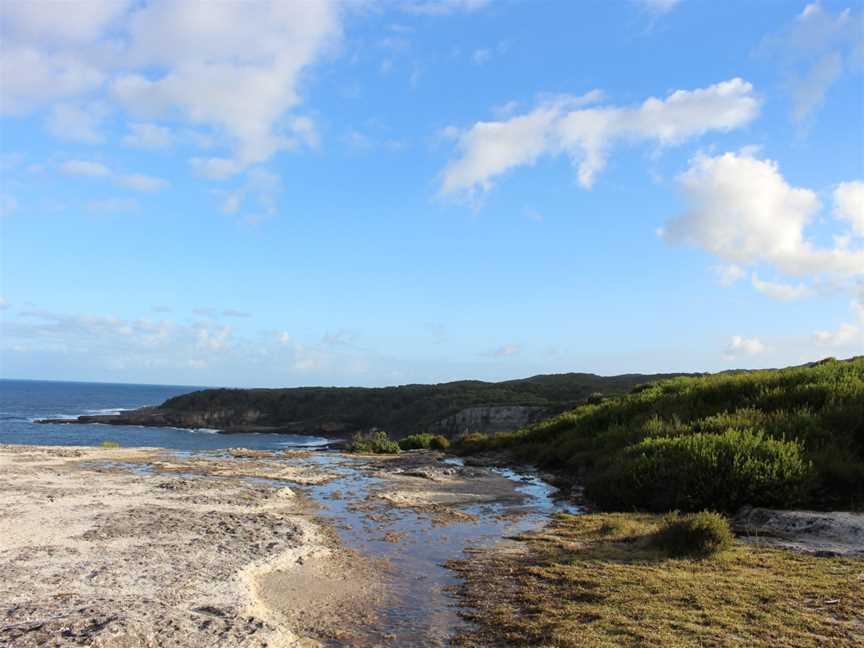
<box><xmin>427</xmin><ymin>406</ymin><xmax>550</xmax><ymax>437</ymax></box>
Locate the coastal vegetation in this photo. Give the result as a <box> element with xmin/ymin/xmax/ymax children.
<box><xmin>154</xmin><ymin>371</ymin><xmax>692</xmax><ymax>437</ymax></box>
<box><xmin>346</xmin><ymin>430</ymin><xmax>401</xmax><ymax>454</ymax></box>
<box><xmin>398</xmin><ymin>433</ymin><xmax>450</xmax><ymax>451</ymax></box>
<box><xmin>449</xmin><ymin>512</ymin><xmax>864</xmax><ymax>647</ymax></box>
<box><xmin>456</xmin><ymin>357</ymin><xmax>864</xmax><ymax>511</ymax></box>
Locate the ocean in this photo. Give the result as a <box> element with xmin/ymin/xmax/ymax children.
<box><xmin>0</xmin><ymin>379</ymin><xmax>328</xmax><ymax>450</ymax></box>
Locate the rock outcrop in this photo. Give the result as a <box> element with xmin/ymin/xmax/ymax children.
<box><xmin>427</xmin><ymin>405</ymin><xmax>549</xmax><ymax>437</ymax></box>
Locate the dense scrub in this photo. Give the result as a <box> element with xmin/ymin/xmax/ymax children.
<box><xmin>158</xmin><ymin>371</ymin><xmax>690</xmax><ymax>438</ymax></box>
<box><xmin>346</xmin><ymin>430</ymin><xmax>400</xmax><ymax>454</ymax></box>
<box><xmin>398</xmin><ymin>433</ymin><xmax>450</xmax><ymax>451</ymax></box>
<box><xmin>456</xmin><ymin>357</ymin><xmax>864</xmax><ymax>511</ymax></box>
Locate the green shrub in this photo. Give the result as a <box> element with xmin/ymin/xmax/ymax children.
<box><xmin>346</xmin><ymin>430</ymin><xmax>400</xmax><ymax>454</ymax></box>
<box><xmin>399</xmin><ymin>433</ymin><xmax>434</xmax><ymax>450</ymax></box>
<box><xmin>429</xmin><ymin>434</ymin><xmax>450</xmax><ymax>451</ymax></box>
<box><xmin>587</xmin><ymin>428</ymin><xmax>814</xmax><ymax>512</ymax></box>
<box><xmin>652</xmin><ymin>511</ymin><xmax>734</xmax><ymax>557</ymax></box>
<box><xmin>398</xmin><ymin>433</ymin><xmax>452</xmax><ymax>451</ymax></box>
<box><xmin>99</xmin><ymin>440</ymin><xmax>120</xmax><ymax>448</ymax></box>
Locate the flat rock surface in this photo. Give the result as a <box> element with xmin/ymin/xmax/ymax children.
<box><xmin>0</xmin><ymin>445</ymin><xmax>380</xmax><ymax>647</ymax></box>
<box><xmin>732</xmin><ymin>507</ymin><xmax>864</xmax><ymax>556</ymax></box>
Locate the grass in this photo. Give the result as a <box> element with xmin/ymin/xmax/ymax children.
<box><xmin>455</xmin><ymin>357</ymin><xmax>864</xmax><ymax>511</ymax></box>
<box><xmin>449</xmin><ymin>513</ymin><xmax>864</xmax><ymax>647</ymax></box>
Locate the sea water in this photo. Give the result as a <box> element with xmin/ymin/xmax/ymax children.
<box><xmin>0</xmin><ymin>379</ymin><xmax>328</xmax><ymax>450</ymax></box>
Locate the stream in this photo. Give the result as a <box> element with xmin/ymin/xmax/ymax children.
<box><xmin>296</xmin><ymin>453</ymin><xmax>581</xmax><ymax>646</ymax></box>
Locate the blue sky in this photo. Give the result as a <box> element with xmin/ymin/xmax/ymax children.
<box><xmin>0</xmin><ymin>0</ymin><xmax>862</xmax><ymax>387</ymax></box>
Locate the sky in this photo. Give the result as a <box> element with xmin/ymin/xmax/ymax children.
<box><xmin>0</xmin><ymin>0</ymin><xmax>862</xmax><ymax>388</ymax></box>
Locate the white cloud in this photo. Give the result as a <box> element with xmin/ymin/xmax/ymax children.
<box><xmin>712</xmin><ymin>264</ymin><xmax>745</xmax><ymax>286</ymax></box>
<box><xmin>59</xmin><ymin>160</ymin><xmax>168</xmax><ymax>192</ymax></box>
<box><xmin>276</xmin><ymin>331</ymin><xmax>293</xmax><ymax>346</ymax></box>
<box><xmin>751</xmin><ymin>275</ymin><xmax>814</xmax><ymax>301</ymax></box>
<box><xmin>1</xmin><ymin>1</ymin><xmax>341</xmax><ymax>174</ymax></box>
<box><xmin>196</xmin><ymin>325</ymin><xmax>232</xmax><ymax>351</ymax></box>
<box><xmin>758</xmin><ymin>2</ymin><xmax>863</xmax><ymax>122</ymax></box>
<box><xmin>45</xmin><ymin>102</ymin><xmax>107</xmax><ymax>143</ymax></box>
<box><xmin>115</xmin><ymin>173</ymin><xmax>169</xmax><ymax>192</ymax></box>
<box><xmin>441</xmin><ymin>78</ymin><xmax>759</xmax><ymax>197</ymax></box>
<box><xmin>814</xmin><ymin>322</ymin><xmax>860</xmax><ymax>347</ymax></box>
<box><xmin>726</xmin><ymin>335</ymin><xmax>767</xmax><ymax>357</ymax></box>
<box><xmin>402</xmin><ymin>0</ymin><xmax>490</xmax><ymax>16</ymax></box>
<box><xmin>814</xmin><ymin>293</ymin><xmax>864</xmax><ymax>349</ymax></box>
<box><xmin>661</xmin><ymin>151</ymin><xmax>864</xmax><ymax>278</ymax></box>
<box><xmin>1</xmin><ymin>0</ymin><xmax>132</xmax><ymax>45</ymax></box>
<box><xmin>122</xmin><ymin>122</ymin><xmax>173</xmax><ymax>149</ymax></box>
<box><xmin>112</xmin><ymin>0</ymin><xmax>341</xmax><ymax>175</ymax></box>
<box><xmin>472</xmin><ymin>49</ymin><xmax>491</xmax><ymax>65</ymax></box>
<box><xmin>486</xmin><ymin>344</ymin><xmax>520</xmax><ymax>358</ymax></box>
<box><xmin>834</xmin><ymin>181</ymin><xmax>864</xmax><ymax>237</ymax></box>
<box><xmin>633</xmin><ymin>0</ymin><xmax>682</xmax><ymax>14</ymax></box>
<box><xmin>220</xmin><ymin>168</ymin><xmax>281</xmax><ymax>219</ymax></box>
<box><xmin>60</xmin><ymin>160</ymin><xmax>111</xmax><ymax>177</ymax></box>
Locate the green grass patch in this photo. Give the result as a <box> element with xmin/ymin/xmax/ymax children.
<box><xmin>449</xmin><ymin>512</ymin><xmax>864</xmax><ymax>647</ymax></box>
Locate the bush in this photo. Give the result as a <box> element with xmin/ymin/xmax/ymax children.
<box><xmin>99</xmin><ymin>440</ymin><xmax>120</xmax><ymax>448</ymax></box>
<box><xmin>653</xmin><ymin>511</ymin><xmax>733</xmax><ymax>557</ymax></box>
<box><xmin>399</xmin><ymin>433</ymin><xmax>451</xmax><ymax>451</ymax></box>
<box><xmin>346</xmin><ymin>430</ymin><xmax>400</xmax><ymax>454</ymax></box>
<box><xmin>430</xmin><ymin>434</ymin><xmax>450</xmax><ymax>451</ymax></box>
<box><xmin>587</xmin><ymin>428</ymin><xmax>814</xmax><ymax>512</ymax></box>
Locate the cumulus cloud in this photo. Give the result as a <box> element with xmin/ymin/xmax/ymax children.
<box><xmin>712</xmin><ymin>264</ymin><xmax>746</xmax><ymax>286</ymax></box>
<box><xmin>834</xmin><ymin>181</ymin><xmax>864</xmax><ymax>237</ymax></box>
<box><xmin>751</xmin><ymin>275</ymin><xmax>814</xmax><ymax>301</ymax></box>
<box><xmin>814</xmin><ymin>292</ymin><xmax>864</xmax><ymax>349</ymax></box>
<box><xmin>726</xmin><ymin>335</ymin><xmax>767</xmax><ymax>357</ymax></box>
<box><xmin>220</xmin><ymin>169</ymin><xmax>281</xmax><ymax>221</ymax></box>
<box><xmin>122</xmin><ymin>122</ymin><xmax>173</xmax><ymax>149</ymax></box>
<box><xmin>441</xmin><ymin>78</ymin><xmax>759</xmax><ymax>197</ymax></box>
<box><xmin>60</xmin><ymin>160</ymin><xmax>111</xmax><ymax>177</ymax></box>
<box><xmin>0</xmin><ymin>1</ymin><xmax>341</xmax><ymax>175</ymax></box>
<box><xmin>115</xmin><ymin>173</ymin><xmax>168</xmax><ymax>192</ymax></box>
<box><xmin>660</xmin><ymin>151</ymin><xmax>864</xmax><ymax>281</ymax></box>
<box><xmin>757</xmin><ymin>2</ymin><xmax>863</xmax><ymax>122</ymax></box>
<box><xmin>59</xmin><ymin>160</ymin><xmax>168</xmax><ymax>192</ymax></box>
<box><xmin>45</xmin><ymin>102</ymin><xmax>108</xmax><ymax>143</ymax></box>
<box><xmin>112</xmin><ymin>0</ymin><xmax>340</xmax><ymax>174</ymax></box>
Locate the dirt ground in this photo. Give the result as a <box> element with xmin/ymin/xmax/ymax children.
<box><xmin>0</xmin><ymin>445</ymin><xmax>381</xmax><ymax>648</ymax></box>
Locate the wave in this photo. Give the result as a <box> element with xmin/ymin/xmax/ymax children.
<box><xmin>165</xmin><ymin>426</ymin><xmax>222</xmax><ymax>434</ymax></box>
<box><xmin>28</xmin><ymin>413</ymin><xmax>81</xmax><ymax>422</ymax></box>
<box><xmin>83</xmin><ymin>407</ymin><xmax>139</xmax><ymax>415</ymax></box>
